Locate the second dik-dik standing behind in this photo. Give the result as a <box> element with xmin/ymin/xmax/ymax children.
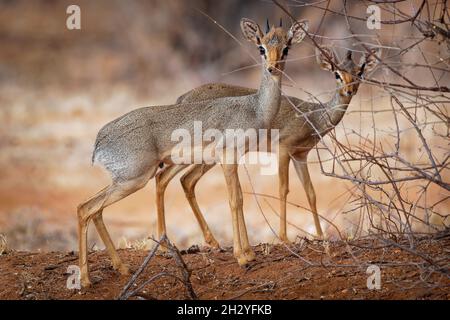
<box><xmin>155</xmin><ymin>46</ymin><xmax>381</xmax><ymax>245</ymax></box>
<box><xmin>77</xmin><ymin>17</ymin><xmax>309</xmax><ymax>287</ymax></box>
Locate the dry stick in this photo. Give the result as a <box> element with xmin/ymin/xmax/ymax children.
<box><xmin>324</xmin><ymin>141</ymin><xmax>412</xmax><ymax>231</ymax></box>
<box><xmin>343</xmin><ymin>1</ymin><xmax>446</xmax><ymax>97</ymax></box>
<box><xmin>392</xmin><ymin>95</ymin><xmax>442</xmax><ymax>182</ymax></box>
<box><xmin>118</xmin><ymin>235</ymin><xmax>197</xmax><ymax>300</ymax></box>
<box><xmin>288</xmin><ymin>1</ymin><xmax>450</xmax><ymax>93</ymax></box>
<box><xmin>251</xmin><ymin>191</ymin><xmax>346</xmax><ymax>241</ymax></box>
<box><xmin>293</xmin><ymin>0</ymin><xmax>426</xmax><ymax>25</ymax></box>
<box><xmin>117</xmin><ymin>235</ymin><xmax>164</xmax><ymax>300</ymax></box>
<box><xmin>228</xmin><ymin>281</ymin><xmax>275</xmax><ymax>300</ymax></box>
<box><xmin>44</xmin><ymin>257</ymin><xmax>79</xmax><ymax>271</ymax></box>
<box><xmin>165</xmin><ymin>238</ymin><xmax>198</xmax><ymax>300</ymax></box>
<box><xmin>313</xmin><ymin>0</ymin><xmax>331</xmax><ymax>43</ymax></box>
<box><xmin>263</xmin><ymin>198</ymin><xmax>316</xmax><ymax>238</ymax></box>
<box><xmin>280</xmin><ymin>0</ymin><xmax>448</xmax><ymax>250</ymax></box>
<box><xmin>379</xmin><ymin>238</ymin><xmax>449</xmax><ymax>276</ymax></box>
<box><xmin>128</xmin><ymin>272</ymin><xmax>176</xmax><ymax>299</ymax></box>
<box><xmin>286</xmin><ymin>0</ymin><xmax>447</xmax><ymax>198</ymax></box>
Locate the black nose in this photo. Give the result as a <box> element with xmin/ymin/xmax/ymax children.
<box><xmin>268</xmin><ymin>67</ymin><xmax>273</xmax><ymax>73</ymax></box>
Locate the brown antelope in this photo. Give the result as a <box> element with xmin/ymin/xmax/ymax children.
<box><xmin>77</xmin><ymin>18</ymin><xmax>308</xmax><ymax>287</ymax></box>
<box><xmin>155</xmin><ymin>46</ymin><xmax>381</xmax><ymax>245</ymax></box>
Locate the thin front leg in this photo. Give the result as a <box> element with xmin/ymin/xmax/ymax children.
<box><xmin>92</xmin><ymin>212</ymin><xmax>129</xmax><ymax>275</ymax></box>
<box><xmin>278</xmin><ymin>148</ymin><xmax>291</xmax><ymax>243</ymax></box>
<box><xmin>292</xmin><ymin>153</ymin><xmax>324</xmax><ymax>238</ymax></box>
<box><xmin>221</xmin><ymin>164</ymin><xmax>252</xmax><ymax>265</ymax></box>
<box><xmin>155</xmin><ymin>164</ymin><xmax>188</xmax><ymax>247</ymax></box>
<box><xmin>236</xmin><ymin>200</ymin><xmax>255</xmax><ymax>261</ymax></box>
<box><xmin>180</xmin><ymin>164</ymin><xmax>219</xmax><ymax>248</ymax></box>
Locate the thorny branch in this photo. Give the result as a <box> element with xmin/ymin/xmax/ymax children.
<box><xmin>259</xmin><ymin>0</ymin><xmax>449</xmax><ymax>289</ymax></box>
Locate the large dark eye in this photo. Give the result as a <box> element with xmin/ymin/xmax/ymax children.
<box><xmin>259</xmin><ymin>46</ymin><xmax>265</xmax><ymax>55</ymax></box>
<box><xmin>335</xmin><ymin>72</ymin><xmax>341</xmax><ymax>80</ymax></box>
<box><xmin>282</xmin><ymin>47</ymin><xmax>289</xmax><ymax>57</ymax></box>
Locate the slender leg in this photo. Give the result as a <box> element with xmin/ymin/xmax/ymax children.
<box><xmin>180</xmin><ymin>164</ymin><xmax>220</xmax><ymax>248</ymax></box>
<box><xmin>92</xmin><ymin>211</ymin><xmax>129</xmax><ymax>275</ymax></box>
<box><xmin>236</xmin><ymin>200</ymin><xmax>255</xmax><ymax>261</ymax></box>
<box><xmin>278</xmin><ymin>148</ymin><xmax>291</xmax><ymax>243</ymax></box>
<box><xmin>221</xmin><ymin>164</ymin><xmax>254</xmax><ymax>265</ymax></box>
<box><xmin>292</xmin><ymin>153</ymin><xmax>324</xmax><ymax>238</ymax></box>
<box><xmin>77</xmin><ymin>171</ymin><xmax>154</xmax><ymax>287</ymax></box>
<box><xmin>155</xmin><ymin>164</ymin><xmax>188</xmax><ymax>249</ymax></box>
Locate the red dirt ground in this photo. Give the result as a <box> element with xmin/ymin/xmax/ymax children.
<box><xmin>0</xmin><ymin>236</ymin><xmax>449</xmax><ymax>300</ymax></box>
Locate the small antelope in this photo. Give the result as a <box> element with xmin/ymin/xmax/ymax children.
<box><xmin>77</xmin><ymin>17</ymin><xmax>308</xmax><ymax>287</ymax></box>
<box><xmin>155</xmin><ymin>46</ymin><xmax>381</xmax><ymax>245</ymax></box>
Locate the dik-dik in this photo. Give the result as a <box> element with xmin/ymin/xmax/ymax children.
<box><xmin>154</xmin><ymin>46</ymin><xmax>381</xmax><ymax>246</ymax></box>
<box><xmin>77</xmin><ymin>18</ymin><xmax>309</xmax><ymax>287</ymax></box>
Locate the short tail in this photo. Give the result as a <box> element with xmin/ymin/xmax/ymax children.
<box><xmin>91</xmin><ymin>138</ymin><xmax>100</xmax><ymax>165</ymax></box>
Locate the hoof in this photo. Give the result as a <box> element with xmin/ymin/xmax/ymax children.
<box><xmin>156</xmin><ymin>246</ymin><xmax>171</xmax><ymax>258</ymax></box>
<box><xmin>243</xmin><ymin>249</ymin><xmax>256</xmax><ymax>262</ymax></box>
<box><xmin>157</xmin><ymin>239</ymin><xmax>170</xmax><ymax>252</ymax></box>
<box><xmin>205</xmin><ymin>238</ymin><xmax>220</xmax><ymax>249</ymax></box>
<box><xmin>315</xmin><ymin>233</ymin><xmax>325</xmax><ymax>241</ymax></box>
<box><xmin>157</xmin><ymin>246</ymin><xmax>168</xmax><ymax>253</ymax></box>
<box><xmin>81</xmin><ymin>276</ymin><xmax>92</xmax><ymax>288</ymax></box>
<box><xmin>236</xmin><ymin>255</ymin><xmax>250</xmax><ymax>266</ymax></box>
<box><xmin>279</xmin><ymin>233</ymin><xmax>291</xmax><ymax>244</ymax></box>
<box><xmin>117</xmin><ymin>264</ymin><xmax>130</xmax><ymax>276</ymax></box>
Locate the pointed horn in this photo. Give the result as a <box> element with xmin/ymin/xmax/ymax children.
<box><xmin>346</xmin><ymin>50</ymin><xmax>352</xmax><ymax>60</ymax></box>
<box><xmin>266</xmin><ymin>18</ymin><xmax>270</xmax><ymax>33</ymax></box>
<box><xmin>280</xmin><ymin>17</ymin><xmax>283</xmax><ymax>27</ymax></box>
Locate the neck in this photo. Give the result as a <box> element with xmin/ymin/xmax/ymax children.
<box><xmin>324</xmin><ymin>89</ymin><xmax>352</xmax><ymax>127</ymax></box>
<box><xmin>256</xmin><ymin>67</ymin><xmax>282</xmax><ymax>127</ymax></box>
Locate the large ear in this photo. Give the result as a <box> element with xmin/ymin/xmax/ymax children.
<box><xmin>315</xmin><ymin>47</ymin><xmax>337</xmax><ymax>71</ymax></box>
<box><xmin>287</xmin><ymin>20</ymin><xmax>309</xmax><ymax>45</ymax></box>
<box><xmin>240</xmin><ymin>18</ymin><xmax>264</xmax><ymax>45</ymax></box>
<box><xmin>359</xmin><ymin>48</ymin><xmax>381</xmax><ymax>77</ymax></box>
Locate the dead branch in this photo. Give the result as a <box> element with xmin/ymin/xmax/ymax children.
<box><xmin>117</xmin><ymin>235</ymin><xmax>197</xmax><ymax>300</ymax></box>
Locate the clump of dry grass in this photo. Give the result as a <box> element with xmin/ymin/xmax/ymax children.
<box><xmin>117</xmin><ymin>236</ymin><xmax>154</xmax><ymax>251</ymax></box>
<box><xmin>0</xmin><ymin>234</ymin><xmax>8</xmax><ymax>255</ymax></box>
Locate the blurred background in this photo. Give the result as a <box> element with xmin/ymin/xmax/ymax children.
<box><xmin>0</xmin><ymin>0</ymin><xmax>448</xmax><ymax>251</ymax></box>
